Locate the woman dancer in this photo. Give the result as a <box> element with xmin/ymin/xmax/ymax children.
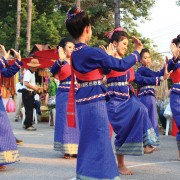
<box><xmin>168</xmin><ymin>35</ymin><xmax>180</xmax><ymax>160</ymax></box>
<box><xmin>102</xmin><ymin>28</ymin><xmax>171</xmax><ymax>175</ymax></box>
<box><xmin>0</xmin><ymin>45</ymin><xmax>23</xmax><ymax>169</ymax></box>
<box><xmin>51</xmin><ymin>38</ymin><xmax>79</xmax><ymax>159</ymax></box>
<box><xmin>65</xmin><ymin>6</ymin><xmax>143</xmax><ymax>179</ymax></box>
<box><xmin>137</xmin><ymin>48</ymin><xmax>166</xmax><ymax>146</ymax></box>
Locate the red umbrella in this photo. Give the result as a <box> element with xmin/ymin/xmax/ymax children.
<box><xmin>8</xmin><ymin>57</ymin><xmax>55</xmax><ymax>68</ymax></box>
<box><xmin>34</xmin><ymin>49</ymin><xmax>59</xmax><ymax>60</ymax></box>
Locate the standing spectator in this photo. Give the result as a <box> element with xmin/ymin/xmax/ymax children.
<box><xmin>14</xmin><ymin>75</ymin><xmax>24</xmax><ymax>122</ymax></box>
<box><xmin>22</xmin><ymin>59</ymin><xmax>40</xmax><ymax>131</ymax></box>
<box><xmin>45</xmin><ymin>74</ymin><xmax>57</xmax><ymax>126</ymax></box>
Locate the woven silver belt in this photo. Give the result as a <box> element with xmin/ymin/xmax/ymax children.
<box><xmin>60</xmin><ymin>81</ymin><xmax>71</xmax><ymax>85</ymax></box>
<box><xmin>107</xmin><ymin>82</ymin><xmax>128</xmax><ymax>87</ymax></box>
<box><xmin>174</xmin><ymin>82</ymin><xmax>180</xmax><ymax>84</ymax></box>
<box><xmin>80</xmin><ymin>80</ymin><xmax>102</xmax><ymax>88</ymax></box>
<box><xmin>140</xmin><ymin>85</ymin><xmax>155</xmax><ymax>90</ymax></box>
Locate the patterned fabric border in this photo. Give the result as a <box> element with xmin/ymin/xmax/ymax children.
<box><xmin>177</xmin><ymin>141</ymin><xmax>180</xmax><ymax>150</ymax></box>
<box><xmin>0</xmin><ymin>150</ymin><xmax>19</xmax><ymax>165</ymax></box>
<box><xmin>108</xmin><ymin>91</ymin><xmax>129</xmax><ymax>97</ymax></box>
<box><xmin>115</xmin><ymin>142</ymin><xmax>143</xmax><ymax>156</ymax></box>
<box><xmin>138</xmin><ymin>89</ymin><xmax>155</xmax><ymax>96</ymax></box>
<box><xmin>54</xmin><ymin>142</ymin><xmax>78</xmax><ymax>154</ymax></box>
<box><xmin>76</xmin><ymin>174</ymin><xmax>121</xmax><ymax>180</ymax></box>
<box><xmin>143</xmin><ymin>128</ymin><xmax>157</xmax><ymax>147</ymax></box>
<box><xmin>76</xmin><ymin>92</ymin><xmax>109</xmax><ymax>103</ymax></box>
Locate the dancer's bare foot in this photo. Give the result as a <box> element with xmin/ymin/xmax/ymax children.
<box><xmin>0</xmin><ymin>166</ymin><xmax>6</xmax><ymax>170</ymax></box>
<box><xmin>144</xmin><ymin>146</ymin><xmax>155</xmax><ymax>154</ymax></box>
<box><xmin>119</xmin><ymin>166</ymin><xmax>133</xmax><ymax>175</ymax></box>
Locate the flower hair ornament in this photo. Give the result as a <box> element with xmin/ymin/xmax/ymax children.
<box><xmin>67</xmin><ymin>7</ymin><xmax>83</xmax><ymax>21</ymax></box>
<box><xmin>105</xmin><ymin>27</ymin><xmax>125</xmax><ymax>39</ymax></box>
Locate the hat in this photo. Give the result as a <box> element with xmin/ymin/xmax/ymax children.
<box><xmin>27</xmin><ymin>59</ymin><xmax>41</xmax><ymax>67</ymax></box>
<box><xmin>18</xmin><ymin>75</ymin><xmax>23</xmax><ymax>80</ymax></box>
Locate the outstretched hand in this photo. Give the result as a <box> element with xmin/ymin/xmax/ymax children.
<box><xmin>163</xmin><ymin>59</ymin><xmax>173</xmax><ymax>80</ymax></box>
<box><xmin>11</xmin><ymin>48</ymin><xmax>21</xmax><ymax>61</ymax></box>
<box><xmin>102</xmin><ymin>43</ymin><xmax>116</xmax><ymax>56</ymax></box>
<box><xmin>58</xmin><ymin>47</ymin><xmax>66</xmax><ymax>61</ymax></box>
<box><xmin>99</xmin><ymin>45</ymin><xmax>107</xmax><ymax>52</ymax></box>
<box><xmin>132</xmin><ymin>36</ymin><xmax>143</xmax><ymax>53</ymax></box>
<box><xmin>0</xmin><ymin>44</ymin><xmax>10</xmax><ymax>60</ymax></box>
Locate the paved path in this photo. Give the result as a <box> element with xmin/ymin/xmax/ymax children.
<box><xmin>1</xmin><ymin>112</ymin><xmax>180</xmax><ymax>180</ymax></box>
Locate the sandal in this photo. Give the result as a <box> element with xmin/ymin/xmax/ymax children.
<box><xmin>64</xmin><ymin>154</ymin><xmax>72</xmax><ymax>159</ymax></box>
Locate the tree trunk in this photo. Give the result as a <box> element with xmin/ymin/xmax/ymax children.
<box><xmin>76</xmin><ymin>0</ymin><xmax>81</xmax><ymax>8</ymax></box>
<box><xmin>114</xmin><ymin>0</ymin><xmax>120</xmax><ymax>28</ymax></box>
<box><xmin>26</xmin><ymin>0</ymin><xmax>32</xmax><ymax>56</ymax></box>
<box><xmin>15</xmin><ymin>0</ymin><xmax>21</xmax><ymax>51</ymax></box>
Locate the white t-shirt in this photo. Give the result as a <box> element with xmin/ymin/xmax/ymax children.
<box><xmin>23</xmin><ymin>69</ymin><xmax>36</xmax><ymax>91</ymax></box>
<box><xmin>34</xmin><ymin>94</ymin><xmax>40</xmax><ymax>101</ymax></box>
<box><xmin>16</xmin><ymin>82</ymin><xmax>23</xmax><ymax>94</ymax></box>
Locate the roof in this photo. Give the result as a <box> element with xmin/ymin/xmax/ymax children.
<box><xmin>28</xmin><ymin>44</ymin><xmax>51</xmax><ymax>57</ymax></box>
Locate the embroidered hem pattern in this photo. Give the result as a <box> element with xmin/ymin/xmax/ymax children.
<box><xmin>143</xmin><ymin>128</ymin><xmax>157</xmax><ymax>146</ymax></box>
<box><xmin>115</xmin><ymin>142</ymin><xmax>144</xmax><ymax>156</ymax></box>
<box><xmin>54</xmin><ymin>142</ymin><xmax>78</xmax><ymax>154</ymax></box>
<box><xmin>0</xmin><ymin>150</ymin><xmax>19</xmax><ymax>165</ymax></box>
<box><xmin>76</xmin><ymin>174</ymin><xmax>121</xmax><ymax>180</ymax></box>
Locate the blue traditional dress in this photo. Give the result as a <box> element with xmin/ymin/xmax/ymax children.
<box><xmin>0</xmin><ymin>57</ymin><xmax>22</xmax><ymax>166</ymax></box>
<box><xmin>71</xmin><ymin>43</ymin><xmax>140</xmax><ymax>180</ymax></box>
<box><xmin>51</xmin><ymin>61</ymin><xmax>79</xmax><ymax>155</ymax></box>
<box><xmin>136</xmin><ymin>65</ymin><xmax>164</xmax><ymax>146</ymax></box>
<box><xmin>106</xmin><ymin>67</ymin><xmax>158</xmax><ymax>155</ymax></box>
<box><xmin>168</xmin><ymin>59</ymin><xmax>180</xmax><ymax>150</ymax></box>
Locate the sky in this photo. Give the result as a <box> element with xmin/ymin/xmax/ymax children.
<box><xmin>137</xmin><ymin>0</ymin><xmax>180</xmax><ymax>58</ymax></box>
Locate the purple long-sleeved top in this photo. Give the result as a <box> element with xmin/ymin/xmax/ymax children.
<box><xmin>71</xmin><ymin>43</ymin><xmax>140</xmax><ymax>104</ymax></box>
<box><xmin>0</xmin><ymin>57</ymin><xmax>22</xmax><ymax>78</ymax></box>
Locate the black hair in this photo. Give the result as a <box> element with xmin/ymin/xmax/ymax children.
<box><xmin>56</xmin><ymin>37</ymin><xmax>74</xmax><ymax>50</ymax></box>
<box><xmin>110</xmin><ymin>31</ymin><xmax>129</xmax><ymax>43</ymax></box>
<box><xmin>172</xmin><ymin>34</ymin><xmax>180</xmax><ymax>46</ymax></box>
<box><xmin>140</xmin><ymin>48</ymin><xmax>150</xmax><ymax>58</ymax></box>
<box><xmin>66</xmin><ymin>6</ymin><xmax>90</xmax><ymax>39</ymax></box>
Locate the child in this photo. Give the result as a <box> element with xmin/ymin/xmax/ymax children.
<box><xmin>137</xmin><ymin>48</ymin><xmax>169</xmax><ymax>146</ymax></box>
<box><xmin>65</xmin><ymin>6</ymin><xmax>143</xmax><ymax>179</ymax></box>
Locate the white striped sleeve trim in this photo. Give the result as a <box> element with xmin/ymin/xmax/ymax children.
<box><xmin>131</xmin><ymin>53</ymin><xmax>138</xmax><ymax>63</ymax></box>
<box><xmin>0</xmin><ymin>58</ymin><xmax>6</xmax><ymax>68</ymax></box>
<box><xmin>15</xmin><ymin>61</ymin><xmax>22</xmax><ymax>68</ymax></box>
<box><xmin>156</xmin><ymin>77</ymin><xmax>159</xmax><ymax>86</ymax></box>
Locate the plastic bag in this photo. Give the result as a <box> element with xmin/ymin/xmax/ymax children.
<box><xmin>163</xmin><ymin>103</ymin><xmax>172</xmax><ymax>119</ymax></box>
